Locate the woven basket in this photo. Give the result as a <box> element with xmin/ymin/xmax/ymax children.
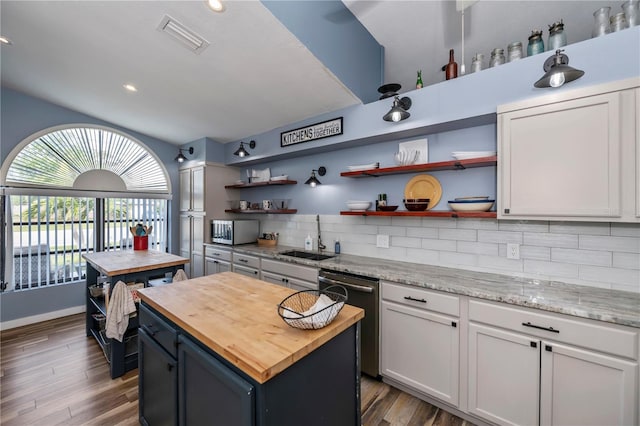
<box><xmin>277</xmin><ymin>285</ymin><xmax>347</xmax><ymax>330</ymax></box>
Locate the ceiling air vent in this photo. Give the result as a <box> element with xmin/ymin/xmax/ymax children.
<box><xmin>157</xmin><ymin>15</ymin><xmax>210</xmax><ymax>54</ymax></box>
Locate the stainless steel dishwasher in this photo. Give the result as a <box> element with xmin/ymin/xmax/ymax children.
<box><xmin>318</xmin><ymin>269</ymin><xmax>380</xmax><ymax>378</ymax></box>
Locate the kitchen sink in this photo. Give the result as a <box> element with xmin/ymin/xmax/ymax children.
<box><xmin>279</xmin><ymin>250</ymin><xmax>335</xmax><ymax>261</ymax></box>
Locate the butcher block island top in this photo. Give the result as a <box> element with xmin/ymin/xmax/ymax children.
<box><xmin>137</xmin><ymin>271</ymin><xmax>364</xmax><ymax>383</ymax></box>
<box><xmin>82</xmin><ymin>250</ymin><xmax>188</xmax><ymax>276</ymax></box>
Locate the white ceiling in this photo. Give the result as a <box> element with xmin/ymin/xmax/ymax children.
<box><xmin>1</xmin><ymin>1</ymin><xmax>625</xmax><ymax>146</ymax></box>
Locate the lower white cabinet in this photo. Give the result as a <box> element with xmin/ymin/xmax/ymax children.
<box><xmin>232</xmin><ymin>253</ymin><xmax>260</xmax><ymax>278</ymax></box>
<box><xmin>380</xmin><ymin>282</ymin><xmax>460</xmax><ymax>407</ymax></box>
<box><xmin>179</xmin><ymin>213</ymin><xmax>204</xmax><ymax>278</ymax></box>
<box><xmin>260</xmin><ymin>259</ymin><xmax>317</xmax><ymax>291</ymax></box>
<box><xmin>204</xmin><ymin>245</ymin><xmax>232</xmax><ymax>275</ymax></box>
<box><xmin>468</xmin><ymin>299</ymin><xmax>638</xmax><ymax>426</ymax></box>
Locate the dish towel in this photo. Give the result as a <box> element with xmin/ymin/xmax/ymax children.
<box><xmin>105</xmin><ymin>280</ymin><xmax>136</xmax><ymax>342</ymax></box>
<box><xmin>173</xmin><ymin>269</ymin><xmax>188</xmax><ymax>282</ymax></box>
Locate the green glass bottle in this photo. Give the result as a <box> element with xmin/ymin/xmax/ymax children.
<box><xmin>416</xmin><ymin>70</ymin><xmax>423</xmax><ymax>89</ymax></box>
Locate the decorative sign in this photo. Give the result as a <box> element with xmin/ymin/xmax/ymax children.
<box><xmin>281</xmin><ymin>117</ymin><xmax>343</xmax><ymax>147</ymax></box>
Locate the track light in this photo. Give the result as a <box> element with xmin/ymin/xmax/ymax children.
<box><xmin>383</xmin><ymin>96</ymin><xmax>412</xmax><ymax>122</ymax></box>
<box><xmin>234</xmin><ymin>140</ymin><xmax>256</xmax><ymax>157</ymax></box>
<box><xmin>304</xmin><ymin>166</ymin><xmax>326</xmax><ymax>187</ymax></box>
<box><xmin>175</xmin><ymin>147</ymin><xmax>193</xmax><ymax>163</ymax></box>
<box><xmin>534</xmin><ymin>50</ymin><xmax>584</xmax><ymax>88</ymax></box>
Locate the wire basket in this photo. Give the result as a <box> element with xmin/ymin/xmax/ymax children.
<box><xmin>277</xmin><ymin>285</ymin><xmax>348</xmax><ymax>330</ymax></box>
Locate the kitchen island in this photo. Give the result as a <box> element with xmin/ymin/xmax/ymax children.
<box><xmin>137</xmin><ymin>272</ymin><xmax>364</xmax><ymax>426</ymax></box>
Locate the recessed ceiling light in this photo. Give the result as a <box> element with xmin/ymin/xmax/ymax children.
<box><xmin>206</xmin><ymin>0</ymin><xmax>225</xmax><ymax>13</ymax></box>
<box><xmin>123</xmin><ymin>84</ymin><xmax>138</xmax><ymax>92</ymax></box>
<box><xmin>0</xmin><ymin>36</ymin><xmax>13</xmax><ymax>45</ymax></box>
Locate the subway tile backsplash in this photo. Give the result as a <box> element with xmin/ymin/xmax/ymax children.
<box><xmin>258</xmin><ymin>215</ymin><xmax>640</xmax><ymax>293</ymax></box>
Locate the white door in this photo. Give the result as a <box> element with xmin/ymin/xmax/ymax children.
<box><xmin>191</xmin><ymin>166</ymin><xmax>205</xmax><ymax>212</ymax></box>
<box><xmin>179</xmin><ymin>169</ymin><xmax>192</xmax><ymax>211</ymax></box>
<box><xmin>179</xmin><ymin>215</ymin><xmax>192</xmax><ymax>276</ymax></box>
<box><xmin>191</xmin><ymin>215</ymin><xmax>204</xmax><ymax>278</ymax></box>
<box><xmin>468</xmin><ymin>323</ymin><xmax>540</xmax><ymax>426</ymax></box>
<box><xmin>261</xmin><ymin>271</ymin><xmax>288</xmax><ymax>288</ymax></box>
<box><xmin>499</xmin><ymin>92</ymin><xmax>621</xmax><ymax>219</ymax></box>
<box><xmin>233</xmin><ymin>264</ymin><xmax>259</xmax><ymax>278</ymax></box>
<box><xmin>540</xmin><ymin>341</ymin><xmax>638</xmax><ymax>426</ymax></box>
<box><xmin>381</xmin><ymin>301</ymin><xmax>459</xmax><ymax>406</ymax></box>
<box><xmin>287</xmin><ymin>277</ymin><xmax>317</xmax><ymax>291</ymax></box>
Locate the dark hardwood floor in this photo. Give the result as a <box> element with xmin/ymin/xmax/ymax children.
<box><xmin>1</xmin><ymin>314</ymin><xmax>473</xmax><ymax>425</ymax></box>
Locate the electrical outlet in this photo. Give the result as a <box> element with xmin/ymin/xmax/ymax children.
<box><xmin>507</xmin><ymin>243</ymin><xmax>520</xmax><ymax>260</ymax></box>
<box><xmin>376</xmin><ymin>234</ymin><xmax>390</xmax><ymax>249</ymax></box>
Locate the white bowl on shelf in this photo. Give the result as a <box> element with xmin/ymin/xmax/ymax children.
<box><xmin>448</xmin><ymin>199</ymin><xmax>495</xmax><ymax>212</ymax></box>
<box><xmin>346</xmin><ymin>201</ymin><xmax>371</xmax><ymax>211</ymax></box>
<box><xmin>270</xmin><ymin>175</ymin><xmax>289</xmax><ymax>181</ymax></box>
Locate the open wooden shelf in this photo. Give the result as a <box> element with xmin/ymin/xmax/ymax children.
<box><xmin>225</xmin><ymin>209</ymin><xmax>298</xmax><ymax>214</ymax></box>
<box><xmin>225</xmin><ymin>180</ymin><xmax>297</xmax><ymax>188</ymax></box>
<box><xmin>340</xmin><ymin>210</ymin><xmax>497</xmax><ymax>218</ymax></box>
<box><xmin>340</xmin><ymin>156</ymin><xmax>497</xmax><ymax>177</ymax></box>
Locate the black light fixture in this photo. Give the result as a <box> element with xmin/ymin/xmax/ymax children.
<box><xmin>383</xmin><ymin>96</ymin><xmax>412</xmax><ymax>122</ymax></box>
<box><xmin>534</xmin><ymin>49</ymin><xmax>585</xmax><ymax>89</ymax></box>
<box><xmin>233</xmin><ymin>140</ymin><xmax>256</xmax><ymax>157</ymax></box>
<box><xmin>175</xmin><ymin>147</ymin><xmax>193</xmax><ymax>163</ymax></box>
<box><xmin>304</xmin><ymin>166</ymin><xmax>326</xmax><ymax>187</ymax></box>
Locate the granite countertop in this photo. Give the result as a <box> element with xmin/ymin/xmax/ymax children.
<box><xmin>217</xmin><ymin>243</ymin><xmax>640</xmax><ymax>329</ymax></box>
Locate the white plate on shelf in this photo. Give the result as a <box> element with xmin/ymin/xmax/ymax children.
<box><xmin>270</xmin><ymin>175</ymin><xmax>289</xmax><ymax>181</ymax></box>
<box><xmin>451</xmin><ymin>151</ymin><xmax>496</xmax><ymax>160</ymax></box>
<box><xmin>347</xmin><ymin>163</ymin><xmax>379</xmax><ymax>172</ymax></box>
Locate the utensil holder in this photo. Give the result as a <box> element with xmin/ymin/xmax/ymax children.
<box><xmin>133</xmin><ymin>235</ymin><xmax>148</xmax><ymax>250</ymax></box>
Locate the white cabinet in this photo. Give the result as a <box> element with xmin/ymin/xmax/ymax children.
<box><xmin>204</xmin><ymin>245</ymin><xmax>232</xmax><ymax>275</ymax></box>
<box><xmin>380</xmin><ymin>282</ymin><xmax>460</xmax><ymax>408</ymax></box>
<box><xmin>180</xmin><ymin>214</ymin><xmax>204</xmax><ymax>278</ymax></box>
<box><xmin>260</xmin><ymin>259</ymin><xmax>317</xmax><ymax>291</ymax></box>
<box><xmin>232</xmin><ymin>253</ymin><xmax>260</xmax><ymax>278</ymax></box>
<box><xmin>179</xmin><ymin>163</ymin><xmax>239</xmax><ymax>278</ymax></box>
<box><xmin>498</xmin><ymin>78</ymin><xmax>639</xmax><ymax>222</ymax></box>
<box><xmin>468</xmin><ymin>299</ymin><xmax>639</xmax><ymax>426</ymax></box>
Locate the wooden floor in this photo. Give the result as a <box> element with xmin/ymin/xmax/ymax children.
<box><xmin>1</xmin><ymin>314</ymin><xmax>473</xmax><ymax>426</ymax></box>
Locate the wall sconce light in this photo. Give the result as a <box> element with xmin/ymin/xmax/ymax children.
<box><xmin>305</xmin><ymin>166</ymin><xmax>326</xmax><ymax>187</ymax></box>
<box><xmin>175</xmin><ymin>147</ymin><xmax>193</xmax><ymax>163</ymax></box>
<box><xmin>534</xmin><ymin>49</ymin><xmax>584</xmax><ymax>88</ymax></box>
<box><xmin>234</xmin><ymin>140</ymin><xmax>256</xmax><ymax>157</ymax></box>
<box><xmin>383</xmin><ymin>96</ymin><xmax>412</xmax><ymax>122</ymax></box>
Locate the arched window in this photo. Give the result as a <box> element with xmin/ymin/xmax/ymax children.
<box><xmin>1</xmin><ymin>125</ymin><xmax>171</xmax><ymax>291</ymax></box>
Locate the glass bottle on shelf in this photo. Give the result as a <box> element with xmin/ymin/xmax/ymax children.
<box><xmin>445</xmin><ymin>49</ymin><xmax>458</xmax><ymax>80</ymax></box>
<box><xmin>622</xmin><ymin>0</ymin><xmax>639</xmax><ymax>27</ymax></box>
<box><xmin>527</xmin><ymin>30</ymin><xmax>545</xmax><ymax>56</ymax></box>
<box><xmin>547</xmin><ymin>20</ymin><xmax>567</xmax><ymax>51</ymax></box>
<box><xmin>507</xmin><ymin>42</ymin><xmax>524</xmax><ymax>62</ymax></box>
<box><xmin>416</xmin><ymin>70</ymin><xmax>423</xmax><ymax>89</ymax></box>
<box><xmin>610</xmin><ymin>12</ymin><xmax>628</xmax><ymax>32</ymax></box>
<box><xmin>592</xmin><ymin>7</ymin><xmax>611</xmax><ymax>37</ymax></box>
<box><xmin>489</xmin><ymin>48</ymin><xmax>505</xmax><ymax>67</ymax></box>
<box><xmin>471</xmin><ymin>53</ymin><xmax>484</xmax><ymax>73</ymax></box>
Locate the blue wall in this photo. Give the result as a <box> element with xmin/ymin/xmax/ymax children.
<box><xmin>262</xmin><ymin>0</ymin><xmax>384</xmax><ymax>104</ymax></box>
<box><xmin>0</xmin><ymin>87</ymin><xmax>182</xmax><ymax>323</ymax></box>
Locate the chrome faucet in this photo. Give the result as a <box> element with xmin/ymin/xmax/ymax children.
<box><xmin>316</xmin><ymin>214</ymin><xmax>326</xmax><ymax>252</ymax></box>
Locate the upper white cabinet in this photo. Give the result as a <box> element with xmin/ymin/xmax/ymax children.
<box><xmin>178</xmin><ymin>163</ymin><xmax>240</xmax><ymax>278</ymax></box>
<box><xmin>498</xmin><ymin>78</ymin><xmax>639</xmax><ymax>222</ymax></box>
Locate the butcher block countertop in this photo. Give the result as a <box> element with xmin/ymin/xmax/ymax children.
<box><xmin>83</xmin><ymin>250</ymin><xmax>189</xmax><ymax>276</ymax></box>
<box><xmin>137</xmin><ymin>272</ymin><xmax>365</xmax><ymax>384</ymax></box>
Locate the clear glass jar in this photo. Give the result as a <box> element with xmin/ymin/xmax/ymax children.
<box><xmin>507</xmin><ymin>42</ymin><xmax>524</xmax><ymax>62</ymax></box>
<box><xmin>622</xmin><ymin>0</ymin><xmax>638</xmax><ymax>27</ymax></box>
<box><xmin>610</xmin><ymin>12</ymin><xmax>628</xmax><ymax>32</ymax></box>
<box><xmin>547</xmin><ymin>20</ymin><xmax>567</xmax><ymax>51</ymax></box>
<box><xmin>592</xmin><ymin>7</ymin><xmax>611</xmax><ymax>37</ymax></box>
<box><xmin>489</xmin><ymin>48</ymin><xmax>505</xmax><ymax>67</ymax></box>
<box><xmin>471</xmin><ymin>53</ymin><xmax>484</xmax><ymax>73</ymax></box>
<box><xmin>527</xmin><ymin>30</ymin><xmax>545</xmax><ymax>56</ymax></box>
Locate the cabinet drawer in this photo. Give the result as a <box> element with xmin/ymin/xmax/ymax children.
<box><xmin>204</xmin><ymin>245</ymin><xmax>232</xmax><ymax>262</ymax></box>
<box><xmin>469</xmin><ymin>299</ymin><xmax>638</xmax><ymax>359</ymax></box>
<box><xmin>261</xmin><ymin>259</ymin><xmax>317</xmax><ymax>283</ymax></box>
<box><xmin>139</xmin><ymin>304</ymin><xmax>179</xmax><ymax>358</ymax></box>
<box><xmin>232</xmin><ymin>253</ymin><xmax>260</xmax><ymax>269</ymax></box>
<box><xmin>381</xmin><ymin>281</ymin><xmax>460</xmax><ymax>317</ymax></box>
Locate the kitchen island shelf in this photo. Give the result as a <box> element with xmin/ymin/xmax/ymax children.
<box><xmin>225</xmin><ymin>209</ymin><xmax>297</xmax><ymax>214</ymax></box>
<box><xmin>340</xmin><ymin>210</ymin><xmax>497</xmax><ymax>218</ymax></box>
<box><xmin>225</xmin><ymin>180</ymin><xmax>297</xmax><ymax>188</ymax></box>
<box><xmin>340</xmin><ymin>156</ymin><xmax>497</xmax><ymax>177</ymax></box>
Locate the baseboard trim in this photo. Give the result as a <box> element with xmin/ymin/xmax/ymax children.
<box><xmin>0</xmin><ymin>306</ymin><xmax>85</xmax><ymax>331</ymax></box>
